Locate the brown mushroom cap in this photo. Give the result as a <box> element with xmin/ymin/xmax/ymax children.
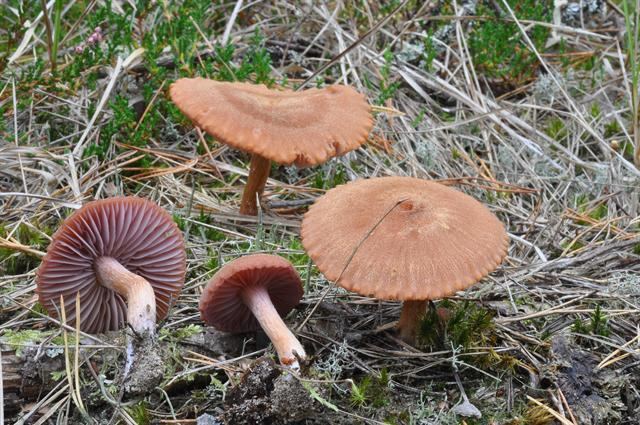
<box><xmin>169</xmin><ymin>78</ymin><xmax>373</xmax><ymax>167</ymax></box>
<box><xmin>36</xmin><ymin>197</ymin><xmax>186</xmax><ymax>333</ymax></box>
<box><xmin>199</xmin><ymin>254</ymin><xmax>303</xmax><ymax>333</ymax></box>
<box><xmin>301</xmin><ymin>177</ymin><xmax>508</xmax><ymax>300</ymax></box>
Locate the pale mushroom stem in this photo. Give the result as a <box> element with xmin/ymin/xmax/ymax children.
<box><xmin>94</xmin><ymin>256</ymin><xmax>157</xmax><ymax>337</ymax></box>
<box><xmin>397</xmin><ymin>300</ymin><xmax>428</xmax><ymax>343</ymax></box>
<box><xmin>241</xmin><ymin>285</ymin><xmax>306</xmax><ymax>368</ymax></box>
<box><xmin>240</xmin><ymin>154</ymin><xmax>271</xmax><ymax>215</ymax></box>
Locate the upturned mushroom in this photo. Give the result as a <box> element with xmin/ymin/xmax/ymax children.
<box><xmin>199</xmin><ymin>254</ymin><xmax>306</xmax><ymax>368</ymax></box>
<box><xmin>169</xmin><ymin>78</ymin><xmax>373</xmax><ymax>215</ymax></box>
<box><xmin>300</xmin><ymin>177</ymin><xmax>508</xmax><ymax>343</ymax></box>
<box><xmin>36</xmin><ymin>197</ymin><xmax>186</xmax><ymax>392</ymax></box>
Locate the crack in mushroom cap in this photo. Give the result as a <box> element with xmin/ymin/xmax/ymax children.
<box><xmin>300</xmin><ymin>177</ymin><xmax>509</xmax><ymax>301</ymax></box>
<box><xmin>36</xmin><ymin>197</ymin><xmax>186</xmax><ymax>333</ymax></box>
<box><xmin>199</xmin><ymin>254</ymin><xmax>304</xmax><ymax>333</ymax></box>
<box><xmin>169</xmin><ymin>78</ymin><xmax>373</xmax><ymax>167</ymax></box>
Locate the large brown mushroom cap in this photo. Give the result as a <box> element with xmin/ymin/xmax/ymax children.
<box><xmin>199</xmin><ymin>254</ymin><xmax>303</xmax><ymax>333</ymax></box>
<box><xmin>301</xmin><ymin>177</ymin><xmax>508</xmax><ymax>301</ymax></box>
<box><xmin>36</xmin><ymin>197</ymin><xmax>186</xmax><ymax>333</ymax></box>
<box><xmin>169</xmin><ymin>78</ymin><xmax>373</xmax><ymax>167</ymax></box>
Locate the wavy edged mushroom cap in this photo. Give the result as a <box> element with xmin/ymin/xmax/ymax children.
<box><xmin>169</xmin><ymin>78</ymin><xmax>373</xmax><ymax>167</ymax></box>
<box><xmin>301</xmin><ymin>177</ymin><xmax>508</xmax><ymax>301</ymax></box>
<box><xmin>199</xmin><ymin>254</ymin><xmax>303</xmax><ymax>332</ymax></box>
<box><xmin>36</xmin><ymin>197</ymin><xmax>186</xmax><ymax>333</ymax></box>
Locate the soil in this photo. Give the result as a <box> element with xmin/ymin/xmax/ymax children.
<box><xmin>123</xmin><ymin>335</ymin><xmax>164</xmax><ymax>396</ymax></box>
<box><xmin>221</xmin><ymin>357</ymin><xmax>317</xmax><ymax>424</ymax></box>
<box><xmin>197</xmin><ymin>327</ymin><xmax>253</xmax><ymax>357</ymax></box>
<box><xmin>546</xmin><ymin>335</ymin><xmax>629</xmax><ymax>424</ymax></box>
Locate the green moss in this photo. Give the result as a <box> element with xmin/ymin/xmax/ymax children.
<box><xmin>572</xmin><ymin>304</ymin><xmax>609</xmax><ymax>337</ymax></box>
<box><xmin>203</xmin><ymin>249</ymin><xmax>220</xmax><ymax>272</ymax></box>
<box><xmin>560</xmin><ymin>239</ymin><xmax>584</xmax><ymax>253</ymax></box>
<box><xmin>418</xmin><ymin>301</ymin><xmax>496</xmax><ymax>350</ymax></box>
<box><xmin>159</xmin><ymin>324</ymin><xmax>202</xmax><ymax>341</ymax></box>
<box><xmin>1</xmin><ymin>329</ymin><xmax>51</xmax><ymax>356</ymax></box>
<box><xmin>573</xmin><ymin>194</ymin><xmax>609</xmax><ymax>223</ymax></box>
<box><xmin>349</xmin><ymin>368</ymin><xmax>391</xmax><ymax>409</ymax></box>
<box><xmin>282</xmin><ymin>238</ymin><xmax>309</xmax><ymax>267</ymax></box>
<box><xmin>545</xmin><ymin>117</ymin><xmax>567</xmax><ymax>141</ymax></box>
<box><xmin>125</xmin><ymin>401</ymin><xmax>150</xmax><ymax>425</ymax></box>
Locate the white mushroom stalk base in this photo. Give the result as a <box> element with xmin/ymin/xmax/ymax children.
<box><xmin>95</xmin><ymin>256</ymin><xmax>158</xmax><ymax>377</ymax></box>
<box><xmin>241</xmin><ymin>285</ymin><xmax>306</xmax><ymax>369</ymax></box>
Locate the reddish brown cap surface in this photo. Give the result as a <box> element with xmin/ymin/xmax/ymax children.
<box><xmin>199</xmin><ymin>254</ymin><xmax>303</xmax><ymax>333</ymax></box>
<box><xmin>301</xmin><ymin>177</ymin><xmax>508</xmax><ymax>301</ymax></box>
<box><xmin>36</xmin><ymin>197</ymin><xmax>186</xmax><ymax>333</ymax></box>
<box><xmin>169</xmin><ymin>78</ymin><xmax>373</xmax><ymax>167</ymax></box>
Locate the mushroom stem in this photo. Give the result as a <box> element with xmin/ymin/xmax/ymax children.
<box><xmin>241</xmin><ymin>285</ymin><xmax>306</xmax><ymax>368</ymax></box>
<box><xmin>240</xmin><ymin>154</ymin><xmax>271</xmax><ymax>215</ymax></box>
<box><xmin>397</xmin><ymin>300</ymin><xmax>428</xmax><ymax>343</ymax></box>
<box><xmin>94</xmin><ymin>256</ymin><xmax>157</xmax><ymax>336</ymax></box>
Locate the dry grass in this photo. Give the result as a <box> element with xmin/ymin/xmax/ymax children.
<box><xmin>1</xmin><ymin>0</ymin><xmax>639</xmax><ymax>424</ymax></box>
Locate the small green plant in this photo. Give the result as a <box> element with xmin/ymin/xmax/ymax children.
<box><xmin>418</xmin><ymin>301</ymin><xmax>496</xmax><ymax>350</ymax></box>
<box><xmin>50</xmin><ymin>370</ymin><xmax>66</xmax><ymax>381</ymax></box>
<box><xmin>572</xmin><ymin>304</ymin><xmax>609</xmax><ymax>337</ymax></box>
<box><xmin>159</xmin><ymin>324</ymin><xmax>202</xmax><ymax>341</ymax></box>
<box><xmin>468</xmin><ymin>0</ymin><xmax>552</xmax><ymax>85</ymax></box>
<box><xmin>545</xmin><ymin>117</ymin><xmax>567</xmax><ymax>141</ymax></box>
<box><xmin>312</xmin><ymin>163</ymin><xmax>348</xmax><ymax>189</ymax></box>
<box><xmin>210</xmin><ymin>29</ymin><xmax>275</xmax><ymax>85</ymax></box>
<box><xmin>560</xmin><ymin>239</ymin><xmax>584</xmax><ymax>253</ymax></box>
<box><xmin>244</xmin><ymin>30</ymin><xmax>274</xmax><ymax>85</ymax></box>
<box><xmin>349</xmin><ymin>368</ymin><xmax>391</xmax><ymax>409</ymax></box>
<box><xmin>556</xmin><ymin>39</ymin><xmax>571</xmax><ymax>68</ymax></box>
<box><xmin>125</xmin><ymin>401</ymin><xmax>150</xmax><ymax>425</ymax></box>
<box><xmin>604</xmin><ymin>119</ymin><xmax>622</xmax><ymax>138</ymax></box>
<box><xmin>0</xmin><ymin>222</ymin><xmax>49</xmax><ymax>274</ymax></box>
<box><xmin>415</xmin><ymin>303</ymin><xmax>446</xmax><ymax>348</ymax></box>
<box><xmin>589</xmin><ymin>304</ymin><xmax>609</xmax><ymax>336</ymax></box>
<box><xmin>39</xmin><ymin>0</ymin><xmax>63</xmax><ymax>73</ymax></box>
<box><xmin>421</xmin><ymin>31</ymin><xmax>437</xmax><ymax>72</ymax></box>
<box><xmin>203</xmin><ymin>249</ymin><xmax>220</xmax><ymax>272</ymax></box>
<box><xmin>282</xmin><ymin>238</ymin><xmax>310</xmax><ymax>267</ymax></box>
<box><xmin>574</xmin><ymin>194</ymin><xmax>608</xmax><ymax>223</ymax></box>
<box><xmin>193</xmin><ymin>210</ymin><xmax>227</xmax><ymax>242</ymax></box>
<box><xmin>375</xmin><ymin>48</ymin><xmax>401</xmax><ymax>105</ymax></box>
<box><xmin>172</xmin><ymin>214</ymin><xmax>186</xmax><ymax>231</ymax></box>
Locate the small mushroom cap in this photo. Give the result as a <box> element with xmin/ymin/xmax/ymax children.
<box><xmin>169</xmin><ymin>78</ymin><xmax>373</xmax><ymax>167</ymax></box>
<box><xmin>36</xmin><ymin>197</ymin><xmax>186</xmax><ymax>333</ymax></box>
<box><xmin>199</xmin><ymin>254</ymin><xmax>303</xmax><ymax>333</ymax></box>
<box><xmin>301</xmin><ymin>177</ymin><xmax>508</xmax><ymax>301</ymax></box>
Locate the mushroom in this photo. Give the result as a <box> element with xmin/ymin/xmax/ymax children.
<box><xmin>169</xmin><ymin>78</ymin><xmax>373</xmax><ymax>215</ymax></box>
<box><xmin>300</xmin><ymin>176</ymin><xmax>508</xmax><ymax>343</ymax></box>
<box><xmin>199</xmin><ymin>254</ymin><xmax>306</xmax><ymax>368</ymax></box>
<box><xmin>36</xmin><ymin>197</ymin><xmax>186</xmax><ymax>389</ymax></box>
